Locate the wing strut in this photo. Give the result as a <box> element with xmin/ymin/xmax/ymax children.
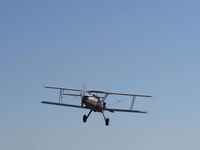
<box><xmin>129</xmin><ymin>96</ymin><xmax>135</xmax><ymax>110</ymax></box>
<box><xmin>59</xmin><ymin>89</ymin><xmax>64</xmax><ymax>103</ymax></box>
<box><xmin>102</xmin><ymin>93</ymin><xmax>109</xmax><ymax>101</ymax></box>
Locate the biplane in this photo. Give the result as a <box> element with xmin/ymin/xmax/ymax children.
<box><xmin>42</xmin><ymin>84</ymin><xmax>152</xmax><ymax>126</ymax></box>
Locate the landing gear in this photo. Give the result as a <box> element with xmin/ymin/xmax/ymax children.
<box><xmin>82</xmin><ymin>109</ymin><xmax>110</xmax><ymax>126</ymax></box>
<box><xmin>83</xmin><ymin>115</ymin><xmax>87</xmax><ymax>123</ymax></box>
<box><xmin>82</xmin><ymin>109</ymin><xmax>92</xmax><ymax>123</ymax></box>
<box><xmin>105</xmin><ymin>118</ymin><xmax>110</xmax><ymax>126</ymax></box>
<box><xmin>102</xmin><ymin>110</ymin><xmax>110</xmax><ymax>126</ymax></box>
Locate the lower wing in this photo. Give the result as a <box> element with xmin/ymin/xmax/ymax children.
<box><xmin>41</xmin><ymin>101</ymin><xmax>90</xmax><ymax>109</ymax></box>
<box><xmin>103</xmin><ymin>108</ymin><xmax>147</xmax><ymax>113</ymax></box>
<box><xmin>42</xmin><ymin>101</ymin><xmax>147</xmax><ymax>113</ymax></box>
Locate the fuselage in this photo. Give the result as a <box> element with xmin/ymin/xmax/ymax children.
<box><xmin>82</xmin><ymin>95</ymin><xmax>105</xmax><ymax>112</ymax></box>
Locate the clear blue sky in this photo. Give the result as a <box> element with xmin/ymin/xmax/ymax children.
<box><xmin>1</xmin><ymin>0</ymin><xmax>200</xmax><ymax>149</ymax></box>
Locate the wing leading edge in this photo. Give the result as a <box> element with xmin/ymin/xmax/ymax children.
<box><xmin>41</xmin><ymin>101</ymin><xmax>147</xmax><ymax>113</ymax></box>
<box><xmin>103</xmin><ymin>108</ymin><xmax>147</xmax><ymax>113</ymax></box>
<box><xmin>44</xmin><ymin>86</ymin><xmax>152</xmax><ymax>98</ymax></box>
<box><xmin>41</xmin><ymin>101</ymin><xmax>90</xmax><ymax>109</ymax></box>
<box><xmin>88</xmin><ymin>90</ymin><xmax>152</xmax><ymax>97</ymax></box>
<box><xmin>44</xmin><ymin>86</ymin><xmax>82</xmax><ymax>92</ymax></box>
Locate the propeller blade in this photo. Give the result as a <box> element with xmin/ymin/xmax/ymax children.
<box><xmin>81</xmin><ymin>83</ymin><xmax>86</xmax><ymax>106</ymax></box>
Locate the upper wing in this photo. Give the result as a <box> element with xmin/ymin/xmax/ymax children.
<box><xmin>44</xmin><ymin>86</ymin><xmax>152</xmax><ymax>97</ymax></box>
<box><xmin>103</xmin><ymin>107</ymin><xmax>147</xmax><ymax>113</ymax></box>
<box><xmin>41</xmin><ymin>101</ymin><xmax>90</xmax><ymax>109</ymax></box>
<box><xmin>44</xmin><ymin>86</ymin><xmax>82</xmax><ymax>92</ymax></box>
<box><xmin>88</xmin><ymin>90</ymin><xmax>152</xmax><ymax>97</ymax></box>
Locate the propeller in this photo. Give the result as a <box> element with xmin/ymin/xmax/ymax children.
<box><xmin>81</xmin><ymin>83</ymin><xmax>86</xmax><ymax>106</ymax></box>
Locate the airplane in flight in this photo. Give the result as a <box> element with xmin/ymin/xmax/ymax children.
<box><xmin>42</xmin><ymin>84</ymin><xmax>152</xmax><ymax>126</ymax></box>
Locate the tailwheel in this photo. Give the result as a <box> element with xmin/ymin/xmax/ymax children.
<box><xmin>105</xmin><ymin>118</ymin><xmax>110</xmax><ymax>126</ymax></box>
<box><xmin>83</xmin><ymin>115</ymin><xmax>87</xmax><ymax>123</ymax></box>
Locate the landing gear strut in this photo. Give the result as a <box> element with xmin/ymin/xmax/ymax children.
<box><xmin>83</xmin><ymin>109</ymin><xmax>92</xmax><ymax>123</ymax></box>
<box><xmin>102</xmin><ymin>110</ymin><xmax>110</xmax><ymax>126</ymax></box>
<box><xmin>82</xmin><ymin>110</ymin><xmax>110</xmax><ymax>126</ymax></box>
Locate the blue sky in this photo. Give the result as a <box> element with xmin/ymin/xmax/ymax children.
<box><xmin>1</xmin><ymin>0</ymin><xmax>200</xmax><ymax>149</ymax></box>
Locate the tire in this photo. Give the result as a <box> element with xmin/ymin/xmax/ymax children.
<box><xmin>83</xmin><ymin>115</ymin><xmax>87</xmax><ymax>123</ymax></box>
<box><xmin>105</xmin><ymin>118</ymin><xmax>110</xmax><ymax>126</ymax></box>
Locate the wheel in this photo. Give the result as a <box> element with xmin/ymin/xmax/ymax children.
<box><xmin>105</xmin><ymin>118</ymin><xmax>110</xmax><ymax>126</ymax></box>
<box><xmin>83</xmin><ymin>115</ymin><xmax>87</xmax><ymax>123</ymax></box>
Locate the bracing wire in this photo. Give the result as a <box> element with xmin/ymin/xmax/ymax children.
<box><xmin>108</xmin><ymin>97</ymin><xmax>128</xmax><ymax>107</ymax></box>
